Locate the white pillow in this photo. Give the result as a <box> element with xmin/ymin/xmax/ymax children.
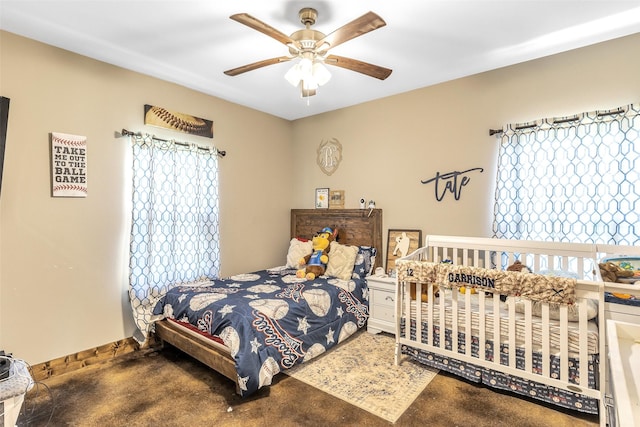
<box><xmin>325</xmin><ymin>241</ymin><xmax>358</xmax><ymax>280</ymax></box>
<box><xmin>286</xmin><ymin>238</ymin><xmax>313</xmax><ymax>268</ymax></box>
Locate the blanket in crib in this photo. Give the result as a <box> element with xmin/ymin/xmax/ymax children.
<box><xmin>396</xmin><ymin>261</ymin><xmax>576</xmax><ymax>304</ymax></box>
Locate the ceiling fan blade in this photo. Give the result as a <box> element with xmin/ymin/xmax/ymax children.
<box><xmin>315</xmin><ymin>11</ymin><xmax>386</xmax><ymax>50</ymax></box>
<box><xmin>224</xmin><ymin>56</ymin><xmax>293</xmax><ymax>76</ymax></box>
<box><xmin>325</xmin><ymin>55</ymin><xmax>392</xmax><ymax>80</ymax></box>
<box><xmin>230</xmin><ymin>13</ymin><xmax>296</xmax><ymax>46</ymax></box>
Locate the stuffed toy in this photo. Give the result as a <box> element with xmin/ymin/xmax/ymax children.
<box><xmin>507</xmin><ymin>260</ymin><xmax>532</xmax><ymax>274</ymax></box>
<box><xmin>296</xmin><ymin>227</ymin><xmax>337</xmax><ymax>280</ymax></box>
<box><xmin>599</xmin><ymin>262</ymin><xmax>634</xmax><ymax>283</ymax></box>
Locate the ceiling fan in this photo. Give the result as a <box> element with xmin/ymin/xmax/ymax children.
<box><xmin>224</xmin><ymin>8</ymin><xmax>393</xmax><ymax>97</ymax></box>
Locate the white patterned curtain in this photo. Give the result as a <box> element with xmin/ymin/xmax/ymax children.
<box><xmin>128</xmin><ymin>134</ymin><xmax>220</xmax><ymax>341</ymax></box>
<box><xmin>493</xmin><ymin>103</ymin><xmax>640</xmax><ymax>245</ymax></box>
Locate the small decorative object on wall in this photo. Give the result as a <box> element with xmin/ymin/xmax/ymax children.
<box><xmin>50</xmin><ymin>132</ymin><xmax>87</xmax><ymax>198</ymax></box>
<box><xmin>144</xmin><ymin>104</ymin><xmax>214</xmax><ymax>138</ymax></box>
<box><xmin>386</xmin><ymin>229</ymin><xmax>422</xmax><ymax>275</ymax></box>
<box><xmin>329</xmin><ymin>190</ymin><xmax>345</xmax><ymax>209</ymax></box>
<box><xmin>315</xmin><ymin>187</ymin><xmax>329</xmax><ymax>209</ymax></box>
<box><xmin>0</xmin><ymin>96</ymin><xmax>9</xmax><ymax>196</ymax></box>
<box><xmin>317</xmin><ymin>137</ymin><xmax>342</xmax><ymax>176</ymax></box>
<box><xmin>421</xmin><ymin>167</ymin><xmax>484</xmax><ymax>201</ymax></box>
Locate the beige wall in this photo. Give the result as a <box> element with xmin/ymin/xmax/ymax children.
<box><xmin>1</xmin><ymin>30</ymin><xmax>639</xmax><ymax>364</ymax></box>
<box><xmin>0</xmin><ymin>31</ymin><xmax>292</xmax><ymax>364</ymax></box>
<box><xmin>292</xmin><ymin>33</ymin><xmax>640</xmax><ymax>254</ymax></box>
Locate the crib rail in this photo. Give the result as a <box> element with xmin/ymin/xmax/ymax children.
<box><xmin>394</xmin><ymin>235</ymin><xmax>606</xmax><ymax>425</ymax></box>
<box><xmin>424</xmin><ymin>235</ymin><xmax>600</xmax><ymax>280</ymax></box>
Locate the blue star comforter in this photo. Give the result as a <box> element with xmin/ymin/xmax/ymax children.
<box><xmin>153</xmin><ymin>266</ymin><xmax>369</xmax><ymax>397</ymax></box>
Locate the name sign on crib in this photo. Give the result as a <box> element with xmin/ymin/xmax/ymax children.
<box><xmin>397</xmin><ymin>261</ymin><xmax>576</xmax><ymax>304</ymax></box>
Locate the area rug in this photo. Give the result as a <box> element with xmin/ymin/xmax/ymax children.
<box><xmin>284</xmin><ymin>331</ymin><xmax>438</xmax><ymax>423</ymax></box>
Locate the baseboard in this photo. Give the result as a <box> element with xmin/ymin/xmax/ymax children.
<box><xmin>30</xmin><ymin>336</ymin><xmax>160</xmax><ymax>382</ymax></box>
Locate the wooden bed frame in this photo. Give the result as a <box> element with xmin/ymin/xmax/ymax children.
<box><xmin>155</xmin><ymin>208</ymin><xmax>383</xmax><ymax>393</ymax></box>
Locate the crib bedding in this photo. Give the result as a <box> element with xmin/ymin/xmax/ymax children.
<box><xmin>153</xmin><ymin>266</ymin><xmax>369</xmax><ymax>397</ymax></box>
<box><xmin>400</xmin><ymin>334</ymin><xmax>600</xmax><ymax>414</ymax></box>
<box><xmin>404</xmin><ymin>294</ymin><xmax>599</xmax><ymax>355</ymax></box>
<box><xmin>399</xmin><ymin>295</ymin><xmax>601</xmax><ymax>413</ymax></box>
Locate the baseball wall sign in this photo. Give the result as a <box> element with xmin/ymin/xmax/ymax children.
<box><xmin>51</xmin><ymin>132</ymin><xmax>87</xmax><ymax>197</ymax></box>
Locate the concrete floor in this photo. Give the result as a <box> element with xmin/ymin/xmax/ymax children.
<box><xmin>18</xmin><ymin>345</ymin><xmax>600</xmax><ymax>427</ymax></box>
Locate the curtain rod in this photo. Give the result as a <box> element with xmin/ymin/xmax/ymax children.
<box><xmin>114</xmin><ymin>128</ymin><xmax>226</xmax><ymax>157</ymax></box>
<box><xmin>488</xmin><ymin>108</ymin><xmax>627</xmax><ymax>137</ymax></box>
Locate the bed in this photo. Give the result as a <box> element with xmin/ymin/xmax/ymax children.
<box><xmin>394</xmin><ymin>235</ymin><xmax>608</xmax><ymax>424</ymax></box>
<box><xmin>153</xmin><ymin>208</ymin><xmax>383</xmax><ymax>397</ymax></box>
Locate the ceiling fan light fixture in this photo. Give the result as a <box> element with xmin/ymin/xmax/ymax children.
<box><xmin>285</xmin><ymin>58</ymin><xmax>331</xmax><ymax>94</ymax></box>
<box><xmin>302</xmin><ymin>78</ymin><xmax>318</xmax><ymax>91</ymax></box>
<box><xmin>312</xmin><ymin>62</ymin><xmax>331</xmax><ymax>86</ymax></box>
<box><xmin>284</xmin><ymin>63</ymin><xmax>303</xmax><ymax>86</ymax></box>
<box><xmin>226</xmin><ymin>9</ymin><xmax>391</xmax><ymax>98</ymax></box>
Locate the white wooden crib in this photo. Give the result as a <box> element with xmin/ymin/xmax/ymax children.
<box><xmin>394</xmin><ymin>235</ymin><xmax>608</xmax><ymax>425</ymax></box>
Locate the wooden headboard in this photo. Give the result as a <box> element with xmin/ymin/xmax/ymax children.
<box><xmin>290</xmin><ymin>209</ymin><xmax>383</xmax><ymax>270</ymax></box>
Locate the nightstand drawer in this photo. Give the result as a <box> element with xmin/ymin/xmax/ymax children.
<box><xmin>370</xmin><ymin>303</ymin><xmax>395</xmax><ymax>323</ymax></box>
<box><xmin>370</xmin><ymin>289</ymin><xmax>395</xmax><ymax>307</ymax></box>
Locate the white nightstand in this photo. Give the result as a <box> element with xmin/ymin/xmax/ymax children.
<box><xmin>367</xmin><ymin>275</ymin><xmax>396</xmax><ymax>335</ymax></box>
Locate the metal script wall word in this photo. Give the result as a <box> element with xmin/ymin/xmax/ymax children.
<box><xmin>421</xmin><ymin>167</ymin><xmax>483</xmax><ymax>201</ymax></box>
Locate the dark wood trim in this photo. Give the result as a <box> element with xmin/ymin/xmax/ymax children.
<box><xmin>30</xmin><ymin>337</ymin><xmax>144</xmax><ymax>382</ymax></box>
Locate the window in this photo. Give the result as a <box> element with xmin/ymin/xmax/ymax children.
<box><xmin>127</xmin><ymin>135</ymin><xmax>220</xmax><ymax>341</ymax></box>
<box><xmin>493</xmin><ymin>103</ymin><xmax>640</xmax><ymax>245</ymax></box>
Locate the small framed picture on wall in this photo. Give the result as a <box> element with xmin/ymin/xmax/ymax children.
<box><xmin>329</xmin><ymin>190</ymin><xmax>345</xmax><ymax>209</ymax></box>
<box><xmin>386</xmin><ymin>229</ymin><xmax>422</xmax><ymax>275</ymax></box>
<box><xmin>315</xmin><ymin>187</ymin><xmax>329</xmax><ymax>209</ymax></box>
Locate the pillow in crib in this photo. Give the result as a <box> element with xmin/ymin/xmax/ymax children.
<box><xmin>325</xmin><ymin>241</ymin><xmax>359</xmax><ymax>280</ymax></box>
<box><xmin>285</xmin><ymin>237</ymin><xmax>312</xmax><ymax>268</ymax></box>
<box><xmin>352</xmin><ymin>246</ymin><xmax>378</xmax><ymax>279</ymax></box>
<box><xmin>511</xmin><ymin>269</ymin><xmax>597</xmax><ymax>321</ymax></box>
<box><xmin>510</xmin><ymin>297</ymin><xmax>598</xmax><ymax>321</ymax></box>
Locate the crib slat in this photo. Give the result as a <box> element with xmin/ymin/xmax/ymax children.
<box><xmin>452</xmin><ymin>289</ymin><xmax>459</xmax><ymax>354</ymax></box>
<box><xmin>404</xmin><ymin>280</ymin><xmax>411</xmax><ymax>341</ymax></box>
<box><xmin>508</xmin><ymin>300</ymin><xmax>516</xmax><ymax>368</ymax></box>
<box><xmin>427</xmin><ymin>282</ymin><xmax>434</xmax><ymax>347</ymax></box>
<box><xmin>559</xmin><ymin>305</ymin><xmax>569</xmax><ymax>382</ymax></box>
<box><xmin>438</xmin><ymin>286</ymin><xmax>446</xmax><ymax>350</ymax></box>
<box><xmin>464</xmin><ymin>289</ymin><xmax>472</xmax><ymax>358</ymax></box>
<box><xmin>524</xmin><ymin>299</ymin><xmax>533</xmax><ymax>373</ymax></box>
<box><xmin>541</xmin><ymin>304</ymin><xmax>550</xmax><ymax>378</ymax></box>
<box><xmin>577</xmin><ymin>258</ymin><xmax>585</xmax><ymax>279</ymax></box>
<box><xmin>415</xmin><ymin>282</ymin><xmax>422</xmax><ymax>344</ymax></box>
<box><xmin>492</xmin><ymin>293</ymin><xmax>500</xmax><ymax>363</ymax></box>
<box><xmin>578</xmin><ymin>300</ymin><xmax>588</xmax><ymax>388</ymax></box>
<box><xmin>532</xmin><ymin>253</ymin><xmax>541</xmax><ymax>272</ymax></box>
<box><xmin>478</xmin><ymin>291</ymin><xmax>486</xmax><ymax>362</ymax></box>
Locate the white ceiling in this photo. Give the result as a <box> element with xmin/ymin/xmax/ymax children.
<box><xmin>2</xmin><ymin>1</ymin><xmax>640</xmax><ymax>121</ymax></box>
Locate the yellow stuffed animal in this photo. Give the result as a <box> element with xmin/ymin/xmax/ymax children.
<box><xmin>296</xmin><ymin>227</ymin><xmax>337</xmax><ymax>280</ymax></box>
